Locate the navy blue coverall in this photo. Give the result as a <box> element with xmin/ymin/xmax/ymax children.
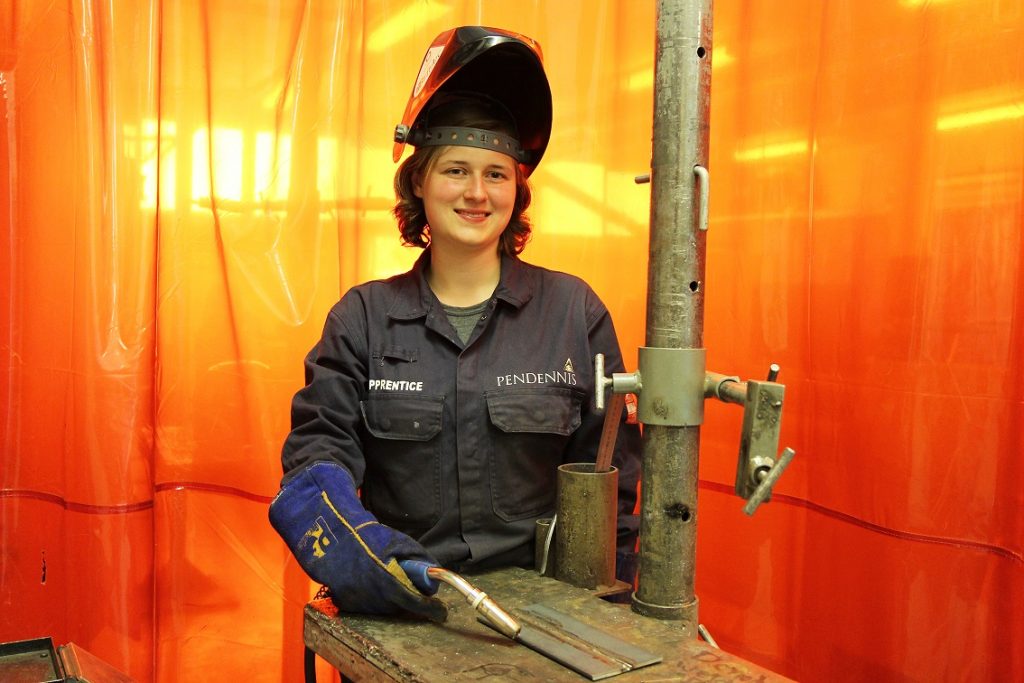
<box><xmin>282</xmin><ymin>249</ymin><xmax>640</xmax><ymax>573</ymax></box>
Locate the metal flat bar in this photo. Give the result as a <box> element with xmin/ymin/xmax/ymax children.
<box><xmin>516</xmin><ymin>623</ymin><xmax>624</xmax><ymax>681</ymax></box>
<box><xmin>480</xmin><ymin>603</ymin><xmax>664</xmax><ymax>680</ymax></box>
<box><xmin>595</xmin><ymin>392</ymin><xmax>626</xmax><ymax>472</ymax></box>
<box><xmin>522</xmin><ymin>604</ymin><xmax>663</xmax><ymax>670</ymax></box>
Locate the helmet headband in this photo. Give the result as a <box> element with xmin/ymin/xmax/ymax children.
<box><xmin>403</xmin><ymin>126</ymin><xmax>526</xmax><ymax>162</ymax></box>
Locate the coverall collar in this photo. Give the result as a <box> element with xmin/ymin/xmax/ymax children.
<box><xmin>387</xmin><ymin>249</ymin><xmax>534</xmax><ymax>320</ymax></box>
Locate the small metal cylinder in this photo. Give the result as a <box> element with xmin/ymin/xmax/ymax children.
<box><xmin>554</xmin><ymin>463</ymin><xmax>617</xmax><ymax>589</ymax></box>
<box><xmin>534</xmin><ymin>517</ymin><xmax>556</xmax><ymax>577</ymax></box>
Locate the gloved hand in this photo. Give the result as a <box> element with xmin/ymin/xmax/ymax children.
<box><xmin>269</xmin><ymin>461</ymin><xmax>447</xmax><ymax>622</ymax></box>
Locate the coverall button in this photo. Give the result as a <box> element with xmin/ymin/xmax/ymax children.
<box><xmin>532</xmin><ymin>409</ymin><xmax>545</xmax><ymax>421</ymax></box>
<box><xmin>380</xmin><ymin>418</ymin><xmax>392</xmax><ymax>430</ymax></box>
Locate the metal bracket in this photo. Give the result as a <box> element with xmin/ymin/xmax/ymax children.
<box><xmin>595</xmin><ymin>349</ymin><xmax>706</xmax><ymax>426</ymax></box>
<box><xmin>594</xmin><ymin>353</ymin><xmax>641</xmax><ymax>411</ymax></box>
<box><xmin>734</xmin><ymin>379</ymin><xmax>786</xmax><ymax>501</ymax></box>
<box><xmin>637</xmin><ymin>347</ymin><xmax>706</xmax><ymax>426</ymax></box>
<box><xmin>694</xmin><ymin>165</ymin><xmax>709</xmax><ymax>232</ymax></box>
<box><xmin>597</xmin><ymin>353</ymin><xmax>795</xmax><ymax>512</ymax></box>
<box><xmin>705</xmin><ymin>365</ymin><xmax>796</xmax><ymax>514</ymax></box>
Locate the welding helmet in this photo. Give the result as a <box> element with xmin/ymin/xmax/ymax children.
<box><xmin>392</xmin><ymin>26</ymin><xmax>552</xmax><ymax>177</ymax></box>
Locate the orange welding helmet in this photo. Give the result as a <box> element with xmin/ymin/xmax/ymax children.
<box><xmin>392</xmin><ymin>26</ymin><xmax>553</xmax><ymax>177</ymax></box>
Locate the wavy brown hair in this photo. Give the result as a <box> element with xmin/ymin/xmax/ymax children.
<box><xmin>392</xmin><ymin>103</ymin><xmax>533</xmax><ymax>256</ymax></box>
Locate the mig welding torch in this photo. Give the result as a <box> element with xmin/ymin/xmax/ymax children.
<box><xmin>399</xmin><ymin>560</ymin><xmax>521</xmax><ymax>640</ymax></box>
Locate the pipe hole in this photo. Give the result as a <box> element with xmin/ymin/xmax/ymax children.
<box><xmin>696</xmin><ymin>46</ymin><xmax>706</xmax><ymax>58</ymax></box>
<box><xmin>689</xmin><ymin>280</ymin><xmax>700</xmax><ymax>292</ymax></box>
<box><xmin>665</xmin><ymin>503</ymin><xmax>692</xmax><ymax>521</ymax></box>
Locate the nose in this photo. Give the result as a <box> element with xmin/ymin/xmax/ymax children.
<box><xmin>463</xmin><ymin>173</ymin><xmax>486</xmax><ymax>201</ymax></box>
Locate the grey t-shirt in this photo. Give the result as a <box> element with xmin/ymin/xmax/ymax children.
<box><xmin>441</xmin><ymin>300</ymin><xmax>490</xmax><ymax>344</ymax></box>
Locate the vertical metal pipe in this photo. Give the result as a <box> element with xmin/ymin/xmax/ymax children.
<box><xmin>631</xmin><ymin>0</ymin><xmax>713</xmax><ymax>632</ymax></box>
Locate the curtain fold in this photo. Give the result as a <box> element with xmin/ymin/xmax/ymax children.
<box><xmin>1</xmin><ymin>2</ymin><xmax>1020</xmax><ymax>681</ymax></box>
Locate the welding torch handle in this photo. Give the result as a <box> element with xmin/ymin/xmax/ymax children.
<box><xmin>398</xmin><ymin>559</ymin><xmax>440</xmax><ymax>593</ymax></box>
<box><xmin>399</xmin><ymin>561</ymin><xmax>521</xmax><ymax>640</ymax></box>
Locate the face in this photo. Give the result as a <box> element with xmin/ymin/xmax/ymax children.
<box><xmin>413</xmin><ymin>146</ymin><xmax>517</xmax><ymax>256</ymax></box>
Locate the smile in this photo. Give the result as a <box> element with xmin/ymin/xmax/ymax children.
<box><xmin>455</xmin><ymin>209</ymin><xmax>491</xmax><ymax>220</ymax></box>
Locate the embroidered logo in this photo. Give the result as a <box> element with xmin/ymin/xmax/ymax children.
<box><xmin>496</xmin><ymin>362</ymin><xmax>578</xmax><ymax>387</ymax></box>
<box><xmin>301</xmin><ymin>517</ymin><xmax>338</xmax><ymax>559</ymax></box>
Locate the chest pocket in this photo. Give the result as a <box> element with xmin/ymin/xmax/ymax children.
<box><xmin>371</xmin><ymin>345</ymin><xmax>418</xmax><ymax>366</ymax></box>
<box><xmin>359</xmin><ymin>394</ymin><xmax>443</xmax><ymax>533</ymax></box>
<box><xmin>485</xmin><ymin>387</ymin><xmax>582</xmax><ymax>521</ymax></box>
<box><xmin>361</xmin><ymin>394</ymin><xmax>442</xmax><ymax>441</ymax></box>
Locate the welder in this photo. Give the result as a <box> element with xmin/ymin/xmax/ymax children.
<box><xmin>269</xmin><ymin>25</ymin><xmax>641</xmax><ymax>620</ymax></box>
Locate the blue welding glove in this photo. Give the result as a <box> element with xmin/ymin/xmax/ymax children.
<box><xmin>269</xmin><ymin>461</ymin><xmax>447</xmax><ymax>622</ymax></box>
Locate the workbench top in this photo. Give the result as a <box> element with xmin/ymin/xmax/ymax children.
<box><xmin>304</xmin><ymin>567</ymin><xmax>788</xmax><ymax>682</ymax></box>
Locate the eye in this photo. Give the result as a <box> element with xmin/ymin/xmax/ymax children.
<box><xmin>443</xmin><ymin>167</ymin><xmax>467</xmax><ymax>177</ymax></box>
<box><xmin>487</xmin><ymin>170</ymin><xmax>511</xmax><ymax>181</ymax></box>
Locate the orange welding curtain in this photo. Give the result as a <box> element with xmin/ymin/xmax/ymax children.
<box><xmin>0</xmin><ymin>1</ymin><xmax>1021</xmax><ymax>681</ymax></box>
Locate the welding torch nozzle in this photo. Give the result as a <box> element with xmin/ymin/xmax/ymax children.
<box><xmin>425</xmin><ymin>567</ymin><xmax>521</xmax><ymax>640</ymax></box>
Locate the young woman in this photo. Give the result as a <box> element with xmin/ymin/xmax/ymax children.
<box><xmin>270</xmin><ymin>26</ymin><xmax>640</xmax><ymax>620</ymax></box>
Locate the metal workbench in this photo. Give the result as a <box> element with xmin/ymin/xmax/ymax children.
<box><xmin>304</xmin><ymin>567</ymin><xmax>787</xmax><ymax>681</ymax></box>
